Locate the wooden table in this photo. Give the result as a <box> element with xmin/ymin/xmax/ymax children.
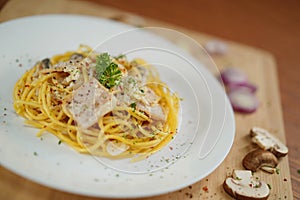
<box><xmin>0</xmin><ymin>0</ymin><xmax>299</xmax><ymax>199</ymax></box>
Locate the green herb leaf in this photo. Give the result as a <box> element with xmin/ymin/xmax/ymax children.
<box><xmin>99</xmin><ymin>62</ymin><xmax>122</xmax><ymax>89</ymax></box>
<box><xmin>33</xmin><ymin>152</ymin><xmax>38</xmax><ymax>156</ymax></box>
<box><xmin>297</xmin><ymin>169</ymin><xmax>300</xmax><ymax>174</ymax></box>
<box><xmin>95</xmin><ymin>53</ymin><xmax>122</xmax><ymax>89</ymax></box>
<box><xmin>95</xmin><ymin>53</ymin><xmax>110</xmax><ymax>75</ymax></box>
<box><xmin>58</xmin><ymin>140</ymin><xmax>62</xmax><ymax>145</ymax></box>
<box><xmin>267</xmin><ymin>183</ymin><xmax>272</xmax><ymax>189</ymax></box>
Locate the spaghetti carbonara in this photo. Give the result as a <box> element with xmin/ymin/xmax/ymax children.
<box><xmin>13</xmin><ymin>45</ymin><xmax>180</xmax><ymax>160</ymax></box>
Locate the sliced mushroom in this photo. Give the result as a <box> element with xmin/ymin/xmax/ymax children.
<box><xmin>70</xmin><ymin>53</ymin><xmax>84</xmax><ymax>61</ymax></box>
<box><xmin>250</xmin><ymin>127</ymin><xmax>288</xmax><ymax>157</ymax></box>
<box><xmin>243</xmin><ymin>149</ymin><xmax>278</xmax><ymax>173</ymax></box>
<box><xmin>41</xmin><ymin>58</ymin><xmax>51</xmax><ymax>69</ymax></box>
<box><xmin>223</xmin><ymin>169</ymin><xmax>270</xmax><ymax>200</ymax></box>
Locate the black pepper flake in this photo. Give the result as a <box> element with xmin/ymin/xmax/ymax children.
<box><xmin>283</xmin><ymin>178</ymin><xmax>287</xmax><ymax>181</ymax></box>
<box><xmin>188</xmin><ymin>185</ymin><xmax>192</xmax><ymax>189</ymax></box>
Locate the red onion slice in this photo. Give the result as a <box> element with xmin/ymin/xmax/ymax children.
<box><xmin>204</xmin><ymin>40</ymin><xmax>228</xmax><ymax>55</ymax></box>
<box><xmin>227</xmin><ymin>82</ymin><xmax>257</xmax><ymax>93</ymax></box>
<box><xmin>220</xmin><ymin>68</ymin><xmax>248</xmax><ymax>85</ymax></box>
<box><xmin>228</xmin><ymin>89</ymin><xmax>259</xmax><ymax>113</ymax></box>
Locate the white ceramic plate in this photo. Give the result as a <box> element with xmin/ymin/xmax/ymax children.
<box><xmin>0</xmin><ymin>15</ymin><xmax>235</xmax><ymax>198</ymax></box>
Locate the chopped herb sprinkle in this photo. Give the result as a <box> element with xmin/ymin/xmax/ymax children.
<box><xmin>114</xmin><ymin>54</ymin><xmax>126</xmax><ymax>59</ymax></box>
<box><xmin>130</xmin><ymin>102</ymin><xmax>137</xmax><ymax>111</ymax></box>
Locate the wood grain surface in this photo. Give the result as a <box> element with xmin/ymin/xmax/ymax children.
<box><xmin>0</xmin><ymin>0</ymin><xmax>299</xmax><ymax>199</ymax></box>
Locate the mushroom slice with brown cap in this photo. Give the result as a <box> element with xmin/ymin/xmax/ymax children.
<box><xmin>250</xmin><ymin>127</ymin><xmax>288</xmax><ymax>157</ymax></box>
<box><xmin>243</xmin><ymin>149</ymin><xmax>278</xmax><ymax>173</ymax></box>
<box><xmin>223</xmin><ymin>169</ymin><xmax>270</xmax><ymax>200</ymax></box>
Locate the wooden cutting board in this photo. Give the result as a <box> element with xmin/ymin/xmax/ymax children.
<box><xmin>0</xmin><ymin>0</ymin><xmax>293</xmax><ymax>199</ymax></box>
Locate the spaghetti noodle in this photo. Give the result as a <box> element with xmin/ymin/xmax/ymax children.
<box><xmin>13</xmin><ymin>45</ymin><xmax>180</xmax><ymax>160</ymax></box>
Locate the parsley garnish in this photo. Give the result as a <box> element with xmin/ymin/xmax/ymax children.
<box><xmin>95</xmin><ymin>53</ymin><xmax>122</xmax><ymax>89</ymax></box>
<box><xmin>95</xmin><ymin>53</ymin><xmax>110</xmax><ymax>75</ymax></box>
